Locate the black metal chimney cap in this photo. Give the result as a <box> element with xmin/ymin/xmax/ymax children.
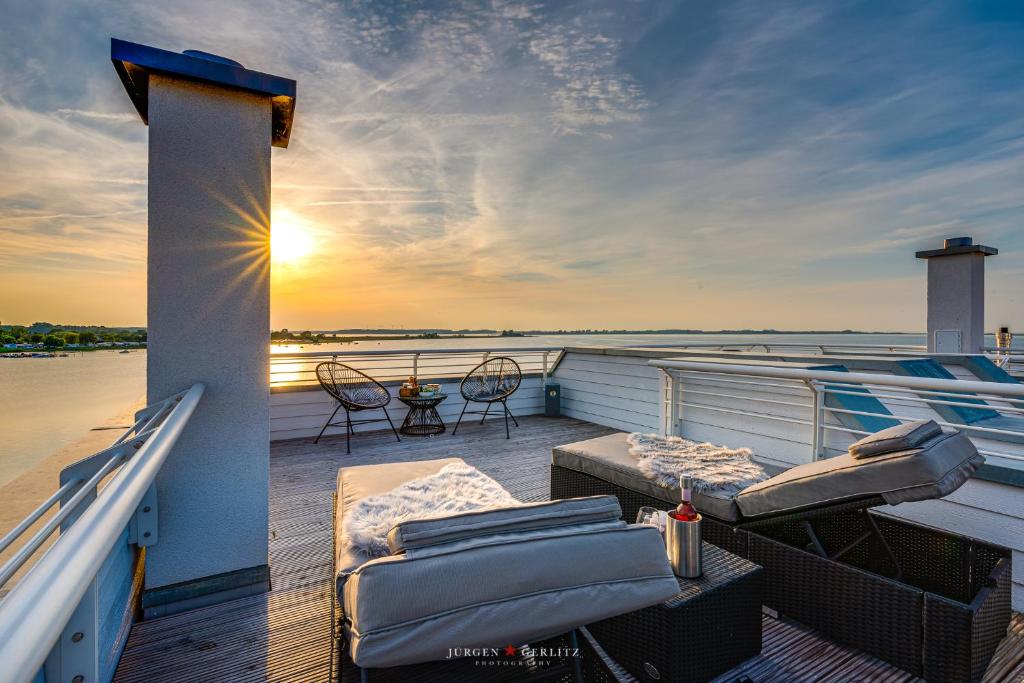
<box><xmin>915</xmin><ymin>236</ymin><xmax>997</xmax><ymax>259</ymax></box>
<box><xmin>111</xmin><ymin>38</ymin><xmax>296</xmax><ymax>148</ymax></box>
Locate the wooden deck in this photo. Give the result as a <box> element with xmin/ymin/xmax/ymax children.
<box><xmin>114</xmin><ymin>416</ymin><xmax>1024</xmax><ymax>682</ymax></box>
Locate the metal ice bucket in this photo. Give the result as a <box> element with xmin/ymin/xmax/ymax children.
<box><xmin>665</xmin><ymin>513</ymin><xmax>702</xmax><ymax>578</ymax></box>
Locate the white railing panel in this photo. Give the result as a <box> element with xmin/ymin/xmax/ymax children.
<box><xmin>651</xmin><ymin>358</ymin><xmax>1024</xmax><ymax>469</ymax></box>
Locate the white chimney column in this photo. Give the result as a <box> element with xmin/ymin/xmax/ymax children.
<box><xmin>915</xmin><ymin>237</ymin><xmax>997</xmax><ymax>354</ymax></box>
<box><xmin>112</xmin><ymin>40</ymin><xmax>296</xmax><ymax>615</ymax></box>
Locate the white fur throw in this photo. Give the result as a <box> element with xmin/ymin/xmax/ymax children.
<box><xmin>342</xmin><ymin>462</ymin><xmax>519</xmax><ymax>558</ymax></box>
<box><xmin>627</xmin><ymin>433</ymin><xmax>769</xmax><ymax>492</ymax></box>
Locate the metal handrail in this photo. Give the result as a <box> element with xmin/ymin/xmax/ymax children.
<box><xmin>653</xmin><ymin>359</ymin><xmax>1024</xmax><ymax>465</ymax></box>
<box><xmin>651</xmin><ymin>359</ymin><xmax>1024</xmax><ymax>397</ymax></box>
<box><xmin>0</xmin><ymin>383</ymin><xmax>204</xmax><ymax>683</ymax></box>
<box><xmin>266</xmin><ymin>341</ymin><xmax>935</xmax><ymax>362</ymax></box>
<box><xmin>0</xmin><ymin>479</ymin><xmax>81</xmax><ymax>556</ymax></box>
<box><xmin>0</xmin><ymin>450</ymin><xmax>126</xmax><ymax>588</ymax></box>
<box><xmin>268</xmin><ymin>346</ymin><xmax>563</xmax><ymax>390</ymax></box>
<box><xmin>270</xmin><ymin>345</ymin><xmax>563</xmax><ymax>359</ymax></box>
<box><xmin>629</xmin><ymin>341</ymin><xmax>929</xmax><ymax>353</ymax></box>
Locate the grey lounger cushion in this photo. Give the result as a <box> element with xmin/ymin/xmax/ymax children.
<box><xmin>337</xmin><ymin>458</ymin><xmax>680</xmax><ymax>669</ymax></box>
<box><xmin>553</xmin><ymin>430</ymin><xmax>983</xmax><ymax>523</ymax></box>
<box><xmin>387</xmin><ymin>495</ymin><xmax>623</xmax><ymax>553</ymax></box>
<box><xmin>552</xmin><ymin>432</ymin><xmax>785</xmax><ymax>522</ymax></box>
<box><xmin>735</xmin><ymin>431</ymin><xmax>983</xmax><ymax>518</ymax></box>
<box><xmin>847</xmin><ymin>419</ymin><xmax>942</xmax><ymax>459</ymax></box>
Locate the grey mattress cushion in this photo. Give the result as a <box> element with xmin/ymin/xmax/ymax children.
<box><xmin>735</xmin><ymin>431</ymin><xmax>983</xmax><ymax>519</ymax></box>
<box><xmin>387</xmin><ymin>495</ymin><xmax>623</xmax><ymax>553</ymax></box>
<box><xmin>344</xmin><ymin>522</ymin><xmax>679</xmax><ymax>668</ymax></box>
<box><xmin>848</xmin><ymin>419</ymin><xmax>942</xmax><ymax>459</ymax></box>
<box><xmin>551</xmin><ymin>432</ymin><xmax>785</xmax><ymax>522</ymax></box>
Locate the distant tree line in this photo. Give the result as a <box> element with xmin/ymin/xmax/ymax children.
<box><xmin>0</xmin><ymin>323</ymin><xmax>146</xmax><ymax>348</ymax></box>
<box><xmin>271</xmin><ymin>329</ymin><xmax>331</xmax><ymax>343</ymax></box>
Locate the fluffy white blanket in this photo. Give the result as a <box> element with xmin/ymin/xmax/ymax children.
<box><xmin>342</xmin><ymin>462</ymin><xmax>519</xmax><ymax>558</ymax></box>
<box><xmin>627</xmin><ymin>433</ymin><xmax>769</xmax><ymax>492</ymax></box>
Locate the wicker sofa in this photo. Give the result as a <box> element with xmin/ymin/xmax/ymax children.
<box><xmin>550</xmin><ymin>429</ymin><xmax>1012</xmax><ymax>682</ymax></box>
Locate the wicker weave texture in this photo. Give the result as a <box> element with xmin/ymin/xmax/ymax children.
<box><xmin>549</xmin><ymin>464</ymin><xmax>749</xmax><ymax>558</ymax></box>
<box><xmin>550</xmin><ymin>462</ymin><xmax>1013</xmax><ymax>681</ymax></box>
<box><xmin>316</xmin><ymin>362</ymin><xmax>391</xmax><ymax>409</ymax></box>
<box><xmin>460</xmin><ymin>357</ymin><xmax>522</xmax><ymax>402</ymax></box>
<box><xmin>586</xmin><ymin>544</ymin><xmax>763</xmax><ymax>683</ymax></box>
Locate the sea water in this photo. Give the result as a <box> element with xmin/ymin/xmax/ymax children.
<box><xmin>5</xmin><ymin>331</ymin><xmax>1020</xmax><ymax>487</ymax></box>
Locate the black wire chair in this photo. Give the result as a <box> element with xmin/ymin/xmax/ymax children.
<box><xmin>314</xmin><ymin>361</ymin><xmax>400</xmax><ymax>453</ymax></box>
<box><xmin>452</xmin><ymin>357</ymin><xmax>522</xmax><ymax>439</ymax></box>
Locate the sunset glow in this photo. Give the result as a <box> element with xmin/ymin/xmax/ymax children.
<box><xmin>270</xmin><ymin>209</ymin><xmax>315</xmax><ymax>267</ymax></box>
<box><xmin>0</xmin><ymin>2</ymin><xmax>1022</xmax><ymax>331</ymax></box>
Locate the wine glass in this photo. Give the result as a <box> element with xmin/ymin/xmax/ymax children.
<box><xmin>635</xmin><ymin>506</ymin><xmax>665</xmax><ymax>535</ymax></box>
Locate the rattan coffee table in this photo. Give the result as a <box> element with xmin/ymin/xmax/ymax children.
<box><xmin>586</xmin><ymin>542</ymin><xmax>763</xmax><ymax>683</ymax></box>
<box><xmin>397</xmin><ymin>394</ymin><xmax>448</xmax><ymax>436</ymax></box>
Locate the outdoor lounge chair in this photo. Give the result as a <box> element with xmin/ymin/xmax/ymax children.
<box><xmin>314</xmin><ymin>361</ymin><xmax>401</xmax><ymax>453</ymax></box>
<box><xmin>552</xmin><ymin>421</ymin><xmax>984</xmax><ymax>557</ymax></box>
<box><xmin>550</xmin><ymin>421</ymin><xmax>1012</xmax><ymax>681</ymax></box>
<box><xmin>452</xmin><ymin>356</ymin><xmax>522</xmax><ymax>438</ymax></box>
<box><xmin>333</xmin><ymin>458</ymin><xmax>680</xmax><ymax>681</ymax></box>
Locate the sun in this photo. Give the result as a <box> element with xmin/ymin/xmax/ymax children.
<box><xmin>270</xmin><ymin>208</ymin><xmax>315</xmax><ymax>266</ymax></box>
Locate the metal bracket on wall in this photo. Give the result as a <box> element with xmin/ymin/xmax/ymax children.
<box><xmin>127</xmin><ymin>483</ymin><xmax>158</xmax><ymax>547</ymax></box>
<box><xmin>59</xmin><ymin>443</ymin><xmax>131</xmax><ymax>533</ymax></box>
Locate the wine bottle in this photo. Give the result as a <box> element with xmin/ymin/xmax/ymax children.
<box><xmin>671</xmin><ymin>475</ymin><xmax>699</xmax><ymax>521</ymax></box>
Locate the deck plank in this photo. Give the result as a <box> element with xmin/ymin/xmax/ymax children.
<box><xmin>114</xmin><ymin>416</ymin><xmax>1024</xmax><ymax>682</ymax></box>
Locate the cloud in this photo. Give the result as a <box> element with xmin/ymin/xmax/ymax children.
<box><xmin>563</xmin><ymin>259</ymin><xmax>608</xmax><ymax>271</ymax></box>
<box><xmin>526</xmin><ymin>21</ymin><xmax>647</xmax><ymax>133</ymax></box>
<box><xmin>1</xmin><ymin>1</ymin><xmax>1022</xmax><ymax>330</ymax></box>
<box><xmin>503</xmin><ymin>271</ymin><xmax>556</xmax><ymax>283</ymax></box>
<box><xmin>307</xmin><ymin>199</ymin><xmax>444</xmax><ymax>206</ymax></box>
<box><xmin>55</xmin><ymin>108</ymin><xmax>137</xmax><ymax>122</ymax></box>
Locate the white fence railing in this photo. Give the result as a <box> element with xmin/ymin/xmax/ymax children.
<box><xmin>270</xmin><ymin>346</ymin><xmax>563</xmax><ymax>388</ymax></box>
<box><xmin>0</xmin><ymin>384</ymin><xmax>204</xmax><ymax>683</ymax></box>
<box><xmin>645</xmin><ymin>341</ymin><xmax>928</xmax><ymax>355</ymax></box>
<box><xmin>268</xmin><ymin>342</ymin><xmax>1024</xmax><ymax>389</ymax></box>
<box><xmin>650</xmin><ymin>359</ymin><xmax>1024</xmax><ymax>469</ymax></box>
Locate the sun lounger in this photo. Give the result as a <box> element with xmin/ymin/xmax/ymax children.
<box><xmin>550</xmin><ymin>421</ymin><xmax>1011</xmax><ymax>681</ymax></box>
<box><xmin>552</xmin><ymin>421</ymin><xmax>981</xmax><ymax>543</ymax></box>
<box><xmin>334</xmin><ymin>458</ymin><xmax>680</xmax><ymax>678</ymax></box>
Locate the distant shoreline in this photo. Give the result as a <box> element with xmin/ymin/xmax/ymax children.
<box><xmin>282</xmin><ymin>329</ymin><xmax>920</xmax><ymax>337</ymax></box>
<box><xmin>272</xmin><ymin>333</ymin><xmax>524</xmax><ymax>345</ymax></box>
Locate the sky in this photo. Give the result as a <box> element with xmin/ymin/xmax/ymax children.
<box><xmin>1</xmin><ymin>1</ymin><xmax>1022</xmax><ymax>331</ymax></box>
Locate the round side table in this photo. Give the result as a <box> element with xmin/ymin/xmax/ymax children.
<box><xmin>398</xmin><ymin>394</ymin><xmax>448</xmax><ymax>436</ymax></box>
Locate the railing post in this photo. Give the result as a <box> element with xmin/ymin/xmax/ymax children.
<box><xmin>412</xmin><ymin>352</ymin><xmax>419</xmax><ymax>379</ymax></box>
<box><xmin>659</xmin><ymin>370</ymin><xmax>680</xmax><ymax>437</ymax></box>
<box><xmin>806</xmin><ymin>380</ymin><xmax>825</xmax><ymax>460</ymax></box>
<box><xmin>57</xmin><ymin>578</ymin><xmax>100</xmax><ymax>683</ymax></box>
